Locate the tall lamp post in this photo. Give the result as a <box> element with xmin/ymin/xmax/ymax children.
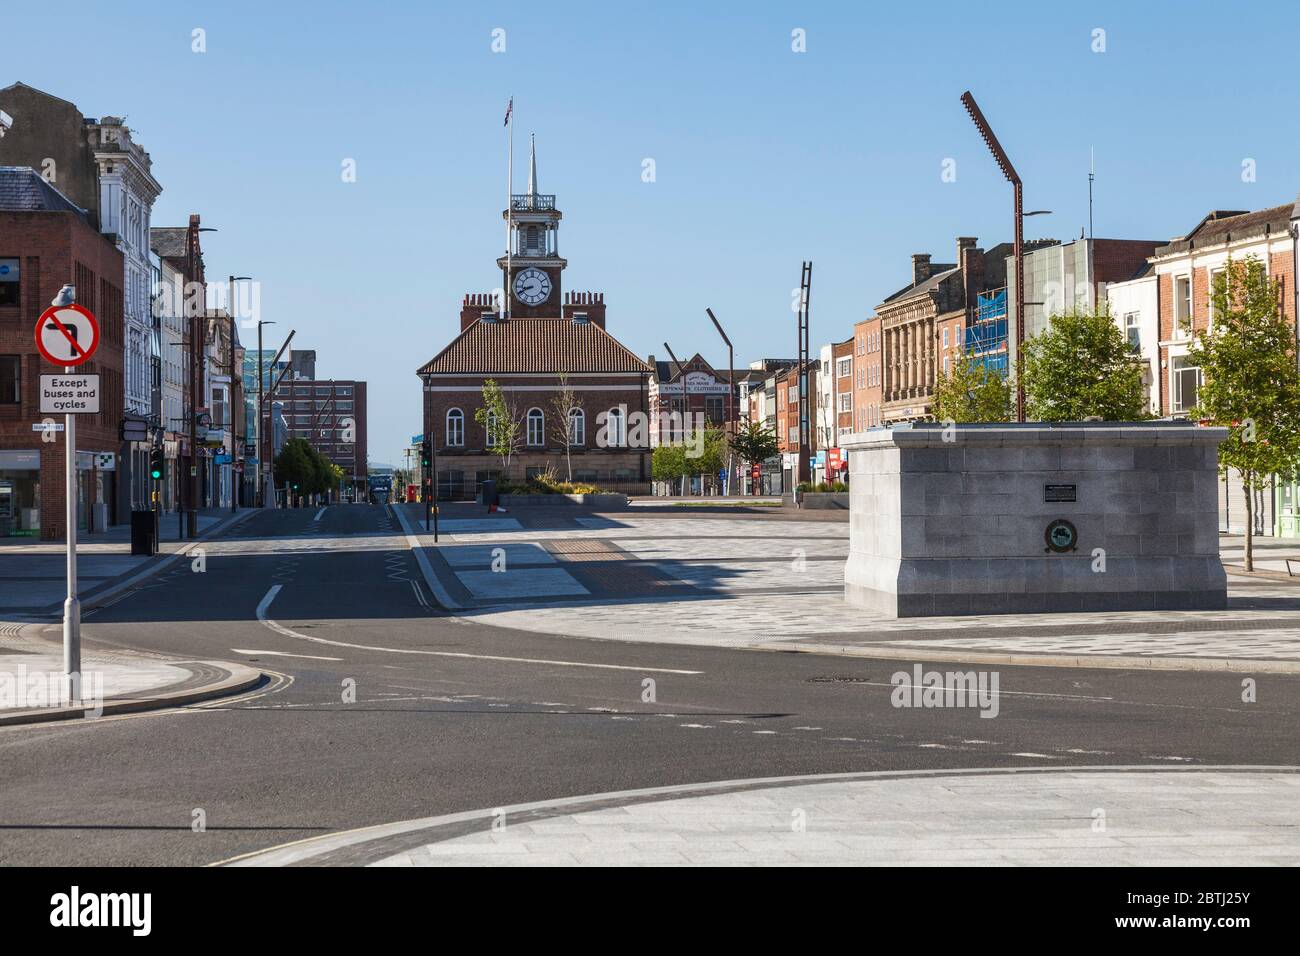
<box><xmin>185</xmin><ymin>221</ymin><xmax>217</xmax><ymax>537</ymax></box>
<box><xmin>255</xmin><ymin>319</ymin><xmax>276</xmax><ymax>507</ymax></box>
<box><xmin>228</xmin><ymin>275</ymin><xmax>252</xmax><ymax>513</ymax></box>
<box><xmin>705</xmin><ymin>308</ymin><xmax>735</xmax><ymax>495</ymax></box>
<box><xmin>961</xmin><ymin>91</ymin><xmax>1035</xmax><ymax>422</ymax></box>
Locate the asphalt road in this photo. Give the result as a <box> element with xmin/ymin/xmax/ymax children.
<box><xmin>2</xmin><ymin>504</ymin><xmax>1297</xmax><ymax>866</ymax></box>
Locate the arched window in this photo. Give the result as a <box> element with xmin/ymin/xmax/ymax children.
<box><xmin>446</xmin><ymin>408</ymin><xmax>464</xmax><ymax>447</ymax></box>
<box><xmin>568</xmin><ymin>408</ymin><xmax>585</xmax><ymax>446</ymax></box>
<box><xmin>526</xmin><ymin>408</ymin><xmax>545</xmax><ymax>446</ymax></box>
<box><xmin>484</xmin><ymin>411</ymin><xmax>497</xmax><ymax>448</ymax></box>
<box><xmin>606</xmin><ymin>407</ymin><xmax>626</xmax><ymax>447</ymax></box>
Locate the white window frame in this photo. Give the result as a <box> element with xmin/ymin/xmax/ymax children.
<box><xmin>526</xmin><ymin>408</ymin><xmax>545</xmax><ymax>446</ymax></box>
<box><xmin>568</xmin><ymin>408</ymin><xmax>585</xmax><ymax>446</ymax></box>
<box><xmin>446</xmin><ymin>408</ymin><xmax>464</xmax><ymax>447</ymax></box>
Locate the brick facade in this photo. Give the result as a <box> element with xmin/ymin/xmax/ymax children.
<box><xmin>0</xmin><ymin>209</ymin><xmax>125</xmax><ymax>539</ymax></box>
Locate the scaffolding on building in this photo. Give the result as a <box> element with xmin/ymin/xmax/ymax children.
<box><xmin>966</xmin><ymin>287</ymin><xmax>1009</xmax><ymax>377</ymax></box>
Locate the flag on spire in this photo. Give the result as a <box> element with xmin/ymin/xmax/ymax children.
<box><xmin>503</xmin><ymin>97</ymin><xmax>513</xmax><ymax>127</ymax></box>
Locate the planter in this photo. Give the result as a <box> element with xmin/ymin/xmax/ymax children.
<box><xmin>798</xmin><ymin>492</ymin><xmax>850</xmax><ymax>510</ymax></box>
<box><xmin>499</xmin><ymin>493</ymin><xmax>630</xmax><ymax>509</ymax></box>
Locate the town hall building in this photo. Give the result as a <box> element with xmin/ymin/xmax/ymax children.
<box><xmin>417</xmin><ymin>139</ymin><xmax>652</xmax><ymax>498</ymax></box>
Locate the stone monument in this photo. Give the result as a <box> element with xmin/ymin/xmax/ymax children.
<box><xmin>842</xmin><ymin>422</ymin><xmax>1228</xmax><ymax>617</ymax></box>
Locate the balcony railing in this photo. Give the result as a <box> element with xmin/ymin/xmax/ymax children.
<box><xmin>511</xmin><ymin>194</ymin><xmax>556</xmax><ymax>211</ymax></box>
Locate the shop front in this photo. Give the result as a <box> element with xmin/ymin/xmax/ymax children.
<box><xmin>0</xmin><ymin>449</ymin><xmax>41</xmax><ymax>537</ymax></box>
<box><xmin>1277</xmin><ymin>479</ymin><xmax>1300</xmax><ymax>539</ymax></box>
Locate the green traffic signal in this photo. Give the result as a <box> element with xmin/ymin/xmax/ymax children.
<box><xmin>149</xmin><ymin>449</ymin><xmax>164</xmax><ymax>481</ymax></box>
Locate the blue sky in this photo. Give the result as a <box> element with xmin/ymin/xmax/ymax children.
<box><xmin>7</xmin><ymin>0</ymin><xmax>1299</xmax><ymax>465</ymax></box>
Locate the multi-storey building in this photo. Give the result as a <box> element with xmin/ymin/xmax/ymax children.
<box><xmin>0</xmin><ymin>167</ymin><xmax>125</xmax><ymax>539</ymax></box>
<box><xmin>1144</xmin><ymin>201</ymin><xmax>1300</xmax><ymax>537</ymax></box>
<box><xmin>150</xmin><ymin>217</ymin><xmax>208</xmax><ymax>519</ymax></box>
<box><xmin>0</xmin><ymin>84</ymin><xmax>162</xmax><ymax>515</ymax></box>
<box><xmin>1006</xmin><ymin>237</ymin><xmax>1159</xmax><ymax>373</ymax></box>
<box><xmin>829</xmin><ymin>336</ymin><xmax>855</xmax><ymax>467</ymax></box>
<box><xmin>269</xmin><ymin>375</ymin><xmax>368</xmax><ymax>500</ymax></box>
<box><xmin>852</xmin><ymin>316</ymin><xmax>883</xmax><ymax>434</ymax></box>
<box><xmin>877</xmin><ymin>238</ymin><xmax>1011</xmax><ymax>423</ymax></box>
<box><xmin>646</xmin><ymin>351</ymin><xmax>743</xmax><ymax>447</ymax></box>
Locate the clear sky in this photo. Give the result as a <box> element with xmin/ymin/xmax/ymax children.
<box><xmin>7</xmin><ymin>0</ymin><xmax>1299</xmax><ymax>466</ymax></box>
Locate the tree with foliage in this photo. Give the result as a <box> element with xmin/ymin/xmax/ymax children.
<box><xmin>549</xmin><ymin>372</ymin><xmax>583</xmax><ymax>482</ymax></box>
<box><xmin>1020</xmin><ymin>309</ymin><xmax>1148</xmax><ymax>421</ymax></box>
<box><xmin>933</xmin><ymin>352</ymin><xmax>1013</xmax><ymax>423</ymax></box>
<box><xmin>1189</xmin><ymin>256</ymin><xmax>1300</xmax><ymax>571</ymax></box>
<box><xmin>273</xmin><ymin>437</ymin><xmax>315</xmax><ymax>503</ymax></box>
<box><xmin>730</xmin><ymin>421</ymin><xmax>779</xmax><ymax>494</ymax></box>
<box><xmin>652</xmin><ymin>443</ymin><xmax>689</xmax><ymax>493</ymax></box>
<box><xmin>474</xmin><ymin>378</ymin><xmax>522</xmax><ymax>477</ymax></box>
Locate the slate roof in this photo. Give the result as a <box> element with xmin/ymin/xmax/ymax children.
<box><xmin>418</xmin><ymin>317</ymin><xmax>651</xmax><ymax>376</ymax></box>
<box><xmin>1155</xmin><ymin>204</ymin><xmax>1296</xmax><ymax>255</ymax></box>
<box><xmin>0</xmin><ymin>165</ymin><xmax>89</xmax><ymax>218</ymax></box>
<box><xmin>150</xmin><ymin>227</ymin><xmax>188</xmax><ymax>259</ymax></box>
<box><xmin>881</xmin><ymin>265</ymin><xmax>958</xmax><ymax>305</ymax></box>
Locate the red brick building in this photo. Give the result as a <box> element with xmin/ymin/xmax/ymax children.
<box><xmin>0</xmin><ymin>168</ymin><xmax>125</xmax><ymax>538</ymax></box>
<box><xmin>417</xmin><ymin>143</ymin><xmax>652</xmax><ymax>497</ymax></box>
<box><xmin>646</xmin><ymin>351</ymin><xmax>743</xmax><ymax>447</ymax></box>
<box><xmin>852</xmin><ymin>316</ymin><xmax>883</xmax><ymax>434</ymax></box>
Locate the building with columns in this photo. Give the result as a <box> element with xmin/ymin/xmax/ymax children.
<box><xmin>876</xmin><ymin>238</ymin><xmax>1012</xmax><ymax>424</ymax></box>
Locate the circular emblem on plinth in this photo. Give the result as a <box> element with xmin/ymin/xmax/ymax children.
<box><xmin>1044</xmin><ymin>519</ymin><xmax>1078</xmax><ymax>553</ymax></box>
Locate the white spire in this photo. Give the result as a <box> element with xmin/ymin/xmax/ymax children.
<box><xmin>526</xmin><ymin>133</ymin><xmax>538</xmax><ymax>197</ymax></box>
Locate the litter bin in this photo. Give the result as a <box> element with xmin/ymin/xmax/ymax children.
<box><xmin>130</xmin><ymin>509</ymin><xmax>158</xmax><ymax>556</ymax></box>
<box><xmin>479</xmin><ymin>479</ymin><xmax>497</xmax><ymax>508</ymax></box>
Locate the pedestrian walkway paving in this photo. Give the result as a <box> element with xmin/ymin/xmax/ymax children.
<box><xmin>0</xmin><ymin>508</ymin><xmax>238</xmax><ymax>612</ymax></box>
<box><xmin>396</xmin><ymin>506</ymin><xmax>1300</xmax><ymax>668</ymax></box>
<box><xmin>0</xmin><ymin>623</ymin><xmax>260</xmax><ymax>722</ymax></box>
<box><xmin>228</xmin><ymin>768</ymin><xmax>1300</xmax><ymax>866</ymax></box>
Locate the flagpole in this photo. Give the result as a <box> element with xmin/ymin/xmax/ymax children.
<box><xmin>505</xmin><ymin>98</ymin><xmax>513</xmax><ymax>320</ymax></box>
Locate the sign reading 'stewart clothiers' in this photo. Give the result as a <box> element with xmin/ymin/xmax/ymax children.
<box><xmin>40</xmin><ymin>374</ymin><xmax>101</xmax><ymax>414</ymax></box>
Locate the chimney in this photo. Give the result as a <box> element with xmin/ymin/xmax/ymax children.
<box><xmin>911</xmin><ymin>253</ymin><xmax>931</xmax><ymax>287</ymax></box>
<box><xmin>960</xmin><ymin>243</ymin><xmax>985</xmax><ymax>316</ymax></box>
<box><xmin>956</xmin><ymin>236</ymin><xmax>978</xmax><ymax>265</ymax></box>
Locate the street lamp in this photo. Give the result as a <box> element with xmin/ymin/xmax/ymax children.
<box><xmin>228</xmin><ymin>275</ymin><xmax>252</xmax><ymax>513</ymax></box>
<box><xmin>255</xmin><ymin>319</ymin><xmax>276</xmax><ymax>507</ymax></box>
<box><xmin>705</xmin><ymin>308</ymin><xmax>735</xmax><ymax>495</ymax></box>
<box><xmin>185</xmin><ymin>223</ymin><xmax>217</xmax><ymax>537</ymax></box>
<box><xmin>960</xmin><ymin>91</ymin><xmax>1038</xmax><ymax>423</ymax></box>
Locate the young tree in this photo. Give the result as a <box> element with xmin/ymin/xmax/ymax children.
<box><xmin>549</xmin><ymin>372</ymin><xmax>584</xmax><ymax>482</ymax></box>
<box><xmin>652</xmin><ymin>443</ymin><xmax>688</xmax><ymax>493</ymax></box>
<box><xmin>1189</xmin><ymin>256</ymin><xmax>1300</xmax><ymax>571</ymax></box>
<box><xmin>730</xmin><ymin>421</ymin><xmax>779</xmax><ymax>494</ymax></box>
<box><xmin>474</xmin><ymin>378</ymin><xmax>522</xmax><ymax>477</ymax></box>
<box><xmin>933</xmin><ymin>353</ymin><xmax>1013</xmax><ymax>423</ymax></box>
<box><xmin>1020</xmin><ymin>309</ymin><xmax>1148</xmax><ymax>421</ymax></box>
<box><xmin>273</xmin><ymin>437</ymin><xmax>315</xmax><ymax>504</ymax></box>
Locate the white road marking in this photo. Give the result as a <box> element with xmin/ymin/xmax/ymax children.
<box><xmin>313</xmin><ymin>507</ymin><xmax>326</xmax><ymax>521</ymax></box>
<box><xmin>254</xmin><ymin>585</ymin><xmax>702</xmax><ymax>675</ymax></box>
<box><xmin>391</xmin><ymin>503</ymin><xmax>463</xmax><ymax>610</ymax></box>
<box><xmin>410</xmin><ymin>580</ymin><xmax>429</xmax><ymax>608</ymax></box>
<box><xmin>230</xmin><ymin>648</ymin><xmax>344</xmax><ymax>662</ymax></box>
<box><xmin>854</xmin><ymin>681</ymin><xmax>1113</xmax><ymax>702</ymax></box>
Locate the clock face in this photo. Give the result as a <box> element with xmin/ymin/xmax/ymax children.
<box><xmin>513</xmin><ymin>268</ymin><xmax>551</xmax><ymax>306</ymax></box>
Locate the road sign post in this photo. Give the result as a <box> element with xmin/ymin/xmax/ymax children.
<box><xmin>35</xmin><ymin>296</ymin><xmax>100</xmax><ymax>706</ymax></box>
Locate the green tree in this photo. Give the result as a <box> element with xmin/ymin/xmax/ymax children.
<box><xmin>730</xmin><ymin>421</ymin><xmax>779</xmax><ymax>469</ymax></box>
<box><xmin>474</xmin><ymin>378</ymin><xmax>522</xmax><ymax>476</ymax></box>
<box><xmin>729</xmin><ymin>421</ymin><xmax>779</xmax><ymax>494</ymax></box>
<box><xmin>652</xmin><ymin>443</ymin><xmax>688</xmax><ymax>486</ymax></box>
<box><xmin>1189</xmin><ymin>256</ymin><xmax>1300</xmax><ymax>571</ymax></box>
<box><xmin>273</xmin><ymin>437</ymin><xmax>315</xmax><ymax>502</ymax></box>
<box><xmin>933</xmin><ymin>353</ymin><xmax>1013</xmax><ymax>423</ymax></box>
<box><xmin>1020</xmin><ymin>309</ymin><xmax>1148</xmax><ymax>421</ymax></box>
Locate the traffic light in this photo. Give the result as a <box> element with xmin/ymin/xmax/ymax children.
<box><xmin>149</xmin><ymin>447</ymin><xmax>164</xmax><ymax>481</ymax></box>
<box><xmin>420</xmin><ymin>439</ymin><xmax>432</xmax><ymax>470</ymax></box>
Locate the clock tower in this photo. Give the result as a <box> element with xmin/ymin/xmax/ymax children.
<box><xmin>497</xmin><ymin>134</ymin><xmax>566</xmax><ymax>317</ymax></box>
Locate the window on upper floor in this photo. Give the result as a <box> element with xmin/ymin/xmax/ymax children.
<box><xmin>1124</xmin><ymin>312</ymin><xmax>1141</xmax><ymax>353</ymax></box>
<box><xmin>0</xmin><ymin>258</ymin><xmax>20</xmax><ymax>307</ymax></box>
<box><xmin>836</xmin><ymin>357</ymin><xmax>852</xmax><ymax>378</ymax></box>
<box><xmin>1174</xmin><ymin>276</ymin><xmax>1192</xmax><ymax>334</ymax></box>
<box><xmin>446</xmin><ymin>408</ymin><xmax>465</xmax><ymax>447</ymax></box>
